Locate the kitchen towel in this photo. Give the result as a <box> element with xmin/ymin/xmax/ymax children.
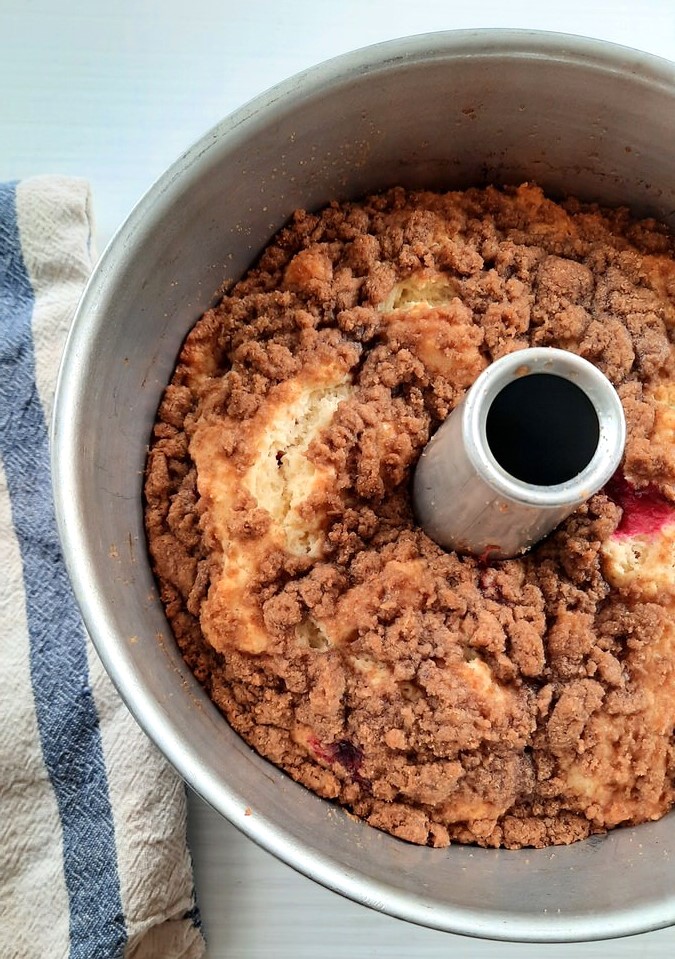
<box><xmin>0</xmin><ymin>176</ymin><xmax>205</xmax><ymax>959</ymax></box>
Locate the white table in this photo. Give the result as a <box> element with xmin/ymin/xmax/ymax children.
<box><xmin>3</xmin><ymin>1</ymin><xmax>675</xmax><ymax>955</ymax></box>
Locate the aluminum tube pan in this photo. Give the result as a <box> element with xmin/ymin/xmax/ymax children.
<box><xmin>52</xmin><ymin>31</ymin><xmax>675</xmax><ymax>942</ymax></box>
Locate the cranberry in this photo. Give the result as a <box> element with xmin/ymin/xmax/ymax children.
<box><xmin>309</xmin><ymin>735</ymin><xmax>367</xmax><ymax>784</ymax></box>
<box><xmin>604</xmin><ymin>471</ymin><xmax>674</xmax><ymax>538</ymax></box>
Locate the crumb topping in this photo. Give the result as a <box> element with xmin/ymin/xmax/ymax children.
<box><xmin>145</xmin><ymin>183</ymin><xmax>675</xmax><ymax>848</ymax></box>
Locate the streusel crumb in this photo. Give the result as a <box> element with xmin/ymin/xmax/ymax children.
<box><xmin>145</xmin><ymin>184</ymin><xmax>675</xmax><ymax>848</ymax></box>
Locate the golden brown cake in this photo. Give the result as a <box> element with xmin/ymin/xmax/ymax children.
<box><xmin>144</xmin><ymin>183</ymin><xmax>675</xmax><ymax>848</ymax></box>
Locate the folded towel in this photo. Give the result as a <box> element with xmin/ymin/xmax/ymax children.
<box><xmin>0</xmin><ymin>177</ymin><xmax>206</xmax><ymax>959</ymax></box>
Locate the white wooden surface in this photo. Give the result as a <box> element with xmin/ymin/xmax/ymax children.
<box><xmin>3</xmin><ymin>1</ymin><xmax>675</xmax><ymax>955</ymax></box>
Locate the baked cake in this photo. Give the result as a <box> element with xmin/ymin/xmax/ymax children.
<box><xmin>145</xmin><ymin>184</ymin><xmax>675</xmax><ymax>848</ymax></box>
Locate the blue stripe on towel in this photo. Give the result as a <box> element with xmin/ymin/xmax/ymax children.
<box><xmin>0</xmin><ymin>183</ymin><xmax>127</xmax><ymax>959</ymax></box>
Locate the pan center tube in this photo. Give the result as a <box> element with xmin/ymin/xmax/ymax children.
<box><xmin>413</xmin><ymin>348</ymin><xmax>626</xmax><ymax>559</ymax></box>
<box><xmin>485</xmin><ymin>373</ymin><xmax>599</xmax><ymax>487</ymax></box>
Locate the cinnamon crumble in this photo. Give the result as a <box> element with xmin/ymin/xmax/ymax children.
<box><xmin>145</xmin><ymin>183</ymin><xmax>675</xmax><ymax>848</ymax></box>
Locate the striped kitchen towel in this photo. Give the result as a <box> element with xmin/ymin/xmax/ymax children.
<box><xmin>0</xmin><ymin>177</ymin><xmax>205</xmax><ymax>959</ymax></box>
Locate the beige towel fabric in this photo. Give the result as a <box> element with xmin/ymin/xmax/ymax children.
<box><xmin>0</xmin><ymin>175</ymin><xmax>205</xmax><ymax>959</ymax></box>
